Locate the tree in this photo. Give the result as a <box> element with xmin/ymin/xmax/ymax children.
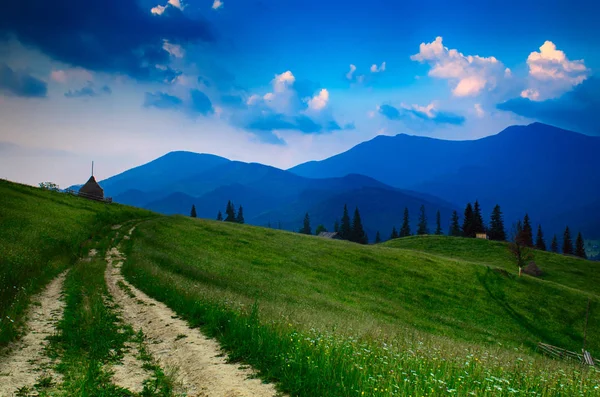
<box><xmin>315</xmin><ymin>224</ymin><xmax>327</xmax><ymax>235</ymax></box>
<box><xmin>339</xmin><ymin>205</ymin><xmax>351</xmax><ymax>240</ymax></box>
<box><xmin>509</xmin><ymin>224</ymin><xmax>533</xmax><ymax>277</ymax></box>
<box><xmin>575</xmin><ymin>232</ymin><xmax>587</xmax><ymax>259</ymax></box>
<box><xmin>521</xmin><ymin>214</ymin><xmax>534</xmax><ymax>247</ymax></box>
<box><xmin>236</xmin><ymin>206</ymin><xmax>245</xmax><ymax>224</ymax></box>
<box><xmin>351</xmin><ymin>207</ymin><xmax>368</xmax><ymax>244</ymax></box>
<box><xmin>217</xmin><ymin>211</ymin><xmax>223</xmax><ymax>221</ymax></box>
<box><xmin>473</xmin><ymin>200</ymin><xmax>485</xmax><ymax>234</ymax></box>
<box><xmin>399</xmin><ymin>207</ymin><xmax>411</xmax><ymax>237</ymax></box>
<box><xmin>225</xmin><ymin>200</ymin><xmax>236</xmax><ymax>222</ymax></box>
<box><xmin>390</xmin><ymin>226</ymin><xmax>399</xmax><ymax>240</ymax></box>
<box><xmin>417</xmin><ymin>205</ymin><xmax>429</xmax><ymax>235</ymax></box>
<box><xmin>375</xmin><ymin>231</ymin><xmax>382</xmax><ymax>244</ymax></box>
<box><xmin>562</xmin><ymin>226</ymin><xmax>574</xmax><ymax>255</ymax></box>
<box><xmin>488</xmin><ymin>205</ymin><xmax>506</xmax><ymax>241</ymax></box>
<box><xmin>462</xmin><ymin>203</ymin><xmax>474</xmax><ymax>238</ymax></box>
<box><xmin>449</xmin><ymin>211</ymin><xmax>461</xmax><ymax>237</ymax></box>
<box><xmin>39</xmin><ymin>182</ymin><xmax>60</xmax><ymax>191</ymax></box>
<box><xmin>535</xmin><ymin>225</ymin><xmax>546</xmax><ymax>251</ymax></box>
<box><xmin>299</xmin><ymin>212</ymin><xmax>312</xmax><ymax>235</ymax></box>
<box><xmin>333</xmin><ymin>219</ymin><xmax>340</xmax><ymax>233</ymax></box>
<box><xmin>190</xmin><ymin>204</ymin><xmax>197</xmax><ymax>218</ymax></box>
<box><xmin>434</xmin><ymin>210</ymin><xmax>443</xmax><ymax>235</ymax></box>
<box><xmin>551</xmin><ymin>235</ymin><xmax>559</xmax><ymax>253</ymax></box>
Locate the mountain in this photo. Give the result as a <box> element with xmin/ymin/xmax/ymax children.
<box><xmin>290</xmin><ymin>123</ymin><xmax>600</xmax><ymax>238</ymax></box>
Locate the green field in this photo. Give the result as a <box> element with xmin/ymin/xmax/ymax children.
<box><xmin>1</xmin><ymin>180</ymin><xmax>599</xmax><ymax>396</ymax></box>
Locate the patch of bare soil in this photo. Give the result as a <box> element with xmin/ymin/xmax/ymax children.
<box><xmin>104</xmin><ymin>232</ymin><xmax>279</xmax><ymax>397</ymax></box>
<box><xmin>0</xmin><ymin>271</ymin><xmax>67</xmax><ymax>396</ymax></box>
<box><xmin>110</xmin><ymin>341</ymin><xmax>151</xmax><ymax>394</ymax></box>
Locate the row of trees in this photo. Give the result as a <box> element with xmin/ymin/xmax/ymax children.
<box><xmin>189</xmin><ymin>201</ymin><xmax>245</xmax><ymax>224</ymax></box>
<box><xmin>299</xmin><ymin>205</ymin><xmax>368</xmax><ymax>244</ymax></box>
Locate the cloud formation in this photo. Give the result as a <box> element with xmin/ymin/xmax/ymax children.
<box><xmin>1</xmin><ymin>0</ymin><xmax>213</xmax><ymax>82</ymax></box>
<box><xmin>0</xmin><ymin>63</ymin><xmax>47</xmax><ymax>98</ymax></box>
<box><xmin>212</xmin><ymin>0</ymin><xmax>224</xmax><ymax>10</ymax></box>
<box><xmin>143</xmin><ymin>91</ymin><xmax>184</xmax><ymax>110</ymax></box>
<box><xmin>370</xmin><ymin>62</ymin><xmax>386</xmax><ymax>73</ymax></box>
<box><xmin>307</xmin><ymin>89</ymin><xmax>329</xmax><ymax>111</ymax></box>
<box><xmin>521</xmin><ymin>41</ymin><xmax>589</xmax><ymax>101</ymax></box>
<box><xmin>190</xmin><ymin>89</ymin><xmax>214</xmax><ymax>115</ymax></box>
<box><xmin>411</xmin><ymin>36</ymin><xmax>507</xmax><ymax>97</ymax></box>
<box><xmin>497</xmin><ymin>77</ymin><xmax>600</xmax><ymax>136</ymax></box>
<box><xmin>64</xmin><ymin>82</ymin><xmax>112</xmax><ymax>98</ymax></box>
<box><xmin>379</xmin><ymin>101</ymin><xmax>465</xmax><ymax>125</ymax></box>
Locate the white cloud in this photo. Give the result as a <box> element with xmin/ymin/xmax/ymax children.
<box><xmin>523</xmin><ymin>41</ymin><xmax>589</xmax><ymax>101</ymax></box>
<box><xmin>474</xmin><ymin>103</ymin><xmax>485</xmax><ymax>118</ymax></box>
<box><xmin>307</xmin><ymin>89</ymin><xmax>329</xmax><ymax>111</ymax></box>
<box><xmin>247</xmin><ymin>94</ymin><xmax>261</xmax><ymax>106</ymax></box>
<box><xmin>272</xmin><ymin>70</ymin><xmax>295</xmax><ymax>93</ymax></box>
<box><xmin>50</xmin><ymin>70</ymin><xmax>67</xmax><ymax>83</ymax></box>
<box><xmin>151</xmin><ymin>5</ymin><xmax>166</xmax><ymax>14</ymax></box>
<box><xmin>162</xmin><ymin>40</ymin><xmax>185</xmax><ymax>58</ymax></box>
<box><xmin>212</xmin><ymin>0</ymin><xmax>223</xmax><ymax>9</ymax></box>
<box><xmin>263</xmin><ymin>92</ymin><xmax>275</xmax><ymax>101</ymax></box>
<box><xmin>411</xmin><ymin>36</ymin><xmax>507</xmax><ymax>97</ymax></box>
<box><xmin>370</xmin><ymin>62</ymin><xmax>386</xmax><ymax>73</ymax></box>
<box><xmin>402</xmin><ymin>102</ymin><xmax>436</xmax><ymax>118</ymax></box>
<box><xmin>50</xmin><ymin>68</ymin><xmax>93</xmax><ymax>83</ymax></box>
<box><xmin>346</xmin><ymin>64</ymin><xmax>356</xmax><ymax>80</ymax></box>
<box><xmin>151</xmin><ymin>0</ymin><xmax>183</xmax><ymax>15</ymax></box>
<box><xmin>168</xmin><ymin>0</ymin><xmax>183</xmax><ymax>9</ymax></box>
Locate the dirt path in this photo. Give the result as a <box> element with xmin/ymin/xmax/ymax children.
<box><xmin>105</xmin><ymin>228</ymin><xmax>280</xmax><ymax>397</ymax></box>
<box><xmin>0</xmin><ymin>271</ymin><xmax>67</xmax><ymax>396</ymax></box>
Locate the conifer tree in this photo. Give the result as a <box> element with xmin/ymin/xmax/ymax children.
<box><xmin>375</xmin><ymin>231</ymin><xmax>382</xmax><ymax>244</ymax></box>
<box><xmin>551</xmin><ymin>235</ymin><xmax>559</xmax><ymax>253</ymax></box>
<box><xmin>339</xmin><ymin>205</ymin><xmax>351</xmax><ymax>240</ymax></box>
<box><xmin>535</xmin><ymin>225</ymin><xmax>546</xmax><ymax>251</ymax></box>
<box><xmin>333</xmin><ymin>219</ymin><xmax>340</xmax><ymax>233</ymax></box>
<box><xmin>562</xmin><ymin>226</ymin><xmax>573</xmax><ymax>255</ymax></box>
<box><xmin>300</xmin><ymin>212</ymin><xmax>312</xmax><ymax>235</ymax></box>
<box><xmin>217</xmin><ymin>211</ymin><xmax>223</xmax><ymax>221</ymax></box>
<box><xmin>399</xmin><ymin>207</ymin><xmax>411</xmax><ymax>237</ymax></box>
<box><xmin>190</xmin><ymin>204</ymin><xmax>197</xmax><ymax>218</ymax></box>
<box><xmin>351</xmin><ymin>207</ymin><xmax>368</xmax><ymax>244</ymax></box>
<box><xmin>315</xmin><ymin>224</ymin><xmax>327</xmax><ymax>235</ymax></box>
<box><xmin>435</xmin><ymin>210</ymin><xmax>443</xmax><ymax>235</ymax></box>
<box><xmin>522</xmin><ymin>214</ymin><xmax>534</xmax><ymax>247</ymax></box>
<box><xmin>473</xmin><ymin>200</ymin><xmax>485</xmax><ymax>234</ymax></box>
<box><xmin>488</xmin><ymin>205</ymin><xmax>506</xmax><ymax>241</ymax></box>
<box><xmin>390</xmin><ymin>226</ymin><xmax>399</xmax><ymax>240</ymax></box>
<box><xmin>417</xmin><ymin>205</ymin><xmax>429</xmax><ymax>235</ymax></box>
<box><xmin>449</xmin><ymin>211</ymin><xmax>461</xmax><ymax>237</ymax></box>
<box><xmin>575</xmin><ymin>232</ymin><xmax>587</xmax><ymax>259</ymax></box>
<box><xmin>236</xmin><ymin>206</ymin><xmax>244</xmax><ymax>224</ymax></box>
<box><xmin>225</xmin><ymin>200</ymin><xmax>236</xmax><ymax>222</ymax></box>
<box><xmin>462</xmin><ymin>203</ymin><xmax>474</xmax><ymax>238</ymax></box>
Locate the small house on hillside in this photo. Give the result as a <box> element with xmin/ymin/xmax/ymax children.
<box><xmin>476</xmin><ymin>233</ymin><xmax>489</xmax><ymax>240</ymax></box>
<box><xmin>318</xmin><ymin>232</ymin><xmax>342</xmax><ymax>240</ymax></box>
<box><xmin>79</xmin><ymin>175</ymin><xmax>104</xmax><ymax>200</ymax></box>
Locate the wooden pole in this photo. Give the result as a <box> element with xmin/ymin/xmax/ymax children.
<box><xmin>92</xmin><ymin>161</ymin><xmax>94</xmax><ymax>177</ymax></box>
<box><xmin>583</xmin><ymin>297</ymin><xmax>591</xmax><ymax>352</ymax></box>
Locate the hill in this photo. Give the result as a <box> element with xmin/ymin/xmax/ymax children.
<box><xmin>290</xmin><ymin>123</ymin><xmax>600</xmax><ymax>239</ymax></box>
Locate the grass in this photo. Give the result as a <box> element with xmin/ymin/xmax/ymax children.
<box><xmin>121</xmin><ymin>216</ymin><xmax>600</xmax><ymax>396</ymax></box>
<box><xmin>0</xmin><ymin>179</ymin><xmax>154</xmax><ymax>347</ymax></box>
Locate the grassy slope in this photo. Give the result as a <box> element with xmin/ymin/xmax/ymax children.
<box><xmin>125</xmin><ymin>217</ymin><xmax>599</xmax><ymax>355</ymax></box>
<box><xmin>383</xmin><ymin>235</ymin><xmax>600</xmax><ymax>296</ymax></box>
<box><xmin>0</xmin><ymin>179</ymin><xmax>154</xmax><ymax>346</ymax></box>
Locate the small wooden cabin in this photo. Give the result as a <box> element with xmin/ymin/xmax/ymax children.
<box><xmin>78</xmin><ymin>175</ymin><xmax>104</xmax><ymax>201</ymax></box>
<box><xmin>476</xmin><ymin>233</ymin><xmax>489</xmax><ymax>240</ymax></box>
<box><xmin>318</xmin><ymin>232</ymin><xmax>343</xmax><ymax>240</ymax></box>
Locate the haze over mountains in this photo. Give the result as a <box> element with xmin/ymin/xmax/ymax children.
<box><xmin>77</xmin><ymin>123</ymin><xmax>600</xmax><ymax>241</ymax></box>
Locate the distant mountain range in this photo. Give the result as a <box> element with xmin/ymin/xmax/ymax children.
<box><xmin>71</xmin><ymin>122</ymin><xmax>600</xmax><ymax>241</ymax></box>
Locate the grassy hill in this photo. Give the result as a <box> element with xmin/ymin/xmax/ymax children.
<box><xmin>0</xmin><ymin>179</ymin><xmax>154</xmax><ymax>346</ymax></box>
<box><xmin>122</xmin><ymin>216</ymin><xmax>600</xmax><ymax>396</ymax></box>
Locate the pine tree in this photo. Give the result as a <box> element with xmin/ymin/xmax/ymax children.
<box><xmin>417</xmin><ymin>205</ymin><xmax>428</xmax><ymax>235</ymax></box>
<box><xmin>473</xmin><ymin>200</ymin><xmax>485</xmax><ymax>234</ymax></box>
<box><xmin>333</xmin><ymin>219</ymin><xmax>340</xmax><ymax>233</ymax></box>
<box><xmin>351</xmin><ymin>207</ymin><xmax>368</xmax><ymax>244</ymax></box>
<box><xmin>236</xmin><ymin>206</ymin><xmax>244</xmax><ymax>224</ymax></box>
<box><xmin>190</xmin><ymin>204</ymin><xmax>197</xmax><ymax>218</ymax></box>
<box><xmin>339</xmin><ymin>205</ymin><xmax>351</xmax><ymax>240</ymax></box>
<box><xmin>535</xmin><ymin>225</ymin><xmax>546</xmax><ymax>251</ymax></box>
<box><xmin>462</xmin><ymin>203</ymin><xmax>474</xmax><ymax>238</ymax></box>
<box><xmin>216</xmin><ymin>211</ymin><xmax>223</xmax><ymax>221</ymax></box>
<box><xmin>488</xmin><ymin>205</ymin><xmax>506</xmax><ymax>241</ymax></box>
<box><xmin>449</xmin><ymin>211</ymin><xmax>461</xmax><ymax>237</ymax></box>
<box><xmin>551</xmin><ymin>235</ymin><xmax>559</xmax><ymax>253</ymax></box>
<box><xmin>300</xmin><ymin>212</ymin><xmax>312</xmax><ymax>235</ymax></box>
<box><xmin>225</xmin><ymin>200</ymin><xmax>236</xmax><ymax>222</ymax></box>
<box><xmin>435</xmin><ymin>210</ymin><xmax>443</xmax><ymax>235</ymax></box>
<box><xmin>522</xmin><ymin>214</ymin><xmax>534</xmax><ymax>247</ymax></box>
<box><xmin>390</xmin><ymin>226</ymin><xmax>399</xmax><ymax>240</ymax></box>
<box><xmin>315</xmin><ymin>224</ymin><xmax>327</xmax><ymax>235</ymax></box>
<box><xmin>562</xmin><ymin>226</ymin><xmax>573</xmax><ymax>255</ymax></box>
<box><xmin>575</xmin><ymin>232</ymin><xmax>587</xmax><ymax>259</ymax></box>
<box><xmin>399</xmin><ymin>207</ymin><xmax>411</xmax><ymax>237</ymax></box>
<box><xmin>375</xmin><ymin>231</ymin><xmax>382</xmax><ymax>244</ymax></box>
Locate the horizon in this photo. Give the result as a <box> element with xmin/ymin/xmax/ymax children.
<box><xmin>1</xmin><ymin>0</ymin><xmax>599</xmax><ymax>187</ymax></box>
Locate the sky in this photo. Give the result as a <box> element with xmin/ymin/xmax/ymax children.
<box><xmin>1</xmin><ymin>0</ymin><xmax>599</xmax><ymax>187</ymax></box>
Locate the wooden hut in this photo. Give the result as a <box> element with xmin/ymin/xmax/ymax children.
<box><xmin>78</xmin><ymin>175</ymin><xmax>104</xmax><ymax>201</ymax></box>
<box><xmin>318</xmin><ymin>232</ymin><xmax>342</xmax><ymax>240</ymax></box>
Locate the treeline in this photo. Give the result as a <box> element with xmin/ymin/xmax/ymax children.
<box><xmin>189</xmin><ymin>201</ymin><xmax>245</xmax><ymax>223</ymax></box>
<box><xmin>299</xmin><ymin>204</ymin><xmax>368</xmax><ymax>244</ymax></box>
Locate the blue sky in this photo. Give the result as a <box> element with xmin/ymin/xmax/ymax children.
<box><xmin>1</xmin><ymin>0</ymin><xmax>599</xmax><ymax>187</ymax></box>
